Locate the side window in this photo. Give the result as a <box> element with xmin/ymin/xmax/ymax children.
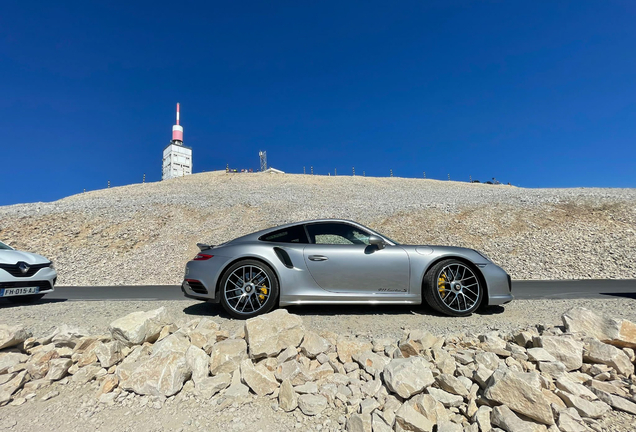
<box><xmin>260</xmin><ymin>226</ymin><xmax>308</xmax><ymax>243</ymax></box>
<box><xmin>306</xmin><ymin>223</ymin><xmax>371</xmax><ymax>245</ymax></box>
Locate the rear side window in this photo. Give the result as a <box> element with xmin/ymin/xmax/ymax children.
<box><xmin>259</xmin><ymin>226</ymin><xmax>309</xmax><ymax>244</ymax></box>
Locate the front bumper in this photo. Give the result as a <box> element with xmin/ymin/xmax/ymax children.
<box><xmin>0</xmin><ymin>267</ymin><xmax>57</xmax><ymax>297</ymax></box>
<box><xmin>481</xmin><ymin>263</ymin><xmax>513</xmax><ymax>306</ymax></box>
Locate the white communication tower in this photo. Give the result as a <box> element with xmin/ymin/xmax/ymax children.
<box><xmin>162</xmin><ymin>103</ymin><xmax>192</xmax><ymax>180</ymax></box>
<box><xmin>259</xmin><ymin>151</ymin><xmax>268</xmax><ymax>172</ymax></box>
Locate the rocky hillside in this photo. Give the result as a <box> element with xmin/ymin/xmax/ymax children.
<box><xmin>0</xmin><ymin>171</ymin><xmax>635</xmax><ymax>285</ymax></box>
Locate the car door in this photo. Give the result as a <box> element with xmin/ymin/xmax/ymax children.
<box><xmin>302</xmin><ymin>222</ymin><xmax>410</xmax><ymax>294</ymax></box>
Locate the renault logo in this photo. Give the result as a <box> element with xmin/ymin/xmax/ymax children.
<box><xmin>17</xmin><ymin>262</ymin><xmax>30</xmax><ymax>274</ymax></box>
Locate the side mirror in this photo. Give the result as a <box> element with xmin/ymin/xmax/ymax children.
<box><xmin>368</xmin><ymin>235</ymin><xmax>386</xmax><ymax>249</ymax></box>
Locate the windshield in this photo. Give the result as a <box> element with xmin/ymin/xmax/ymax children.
<box><xmin>0</xmin><ymin>241</ymin><xmax>14</xmax><ymax>250</ymax></box>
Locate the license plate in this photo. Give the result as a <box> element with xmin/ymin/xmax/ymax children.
<box><xmin>1</xmin><ymin>287</ymin><xmax>39</xmax><ymax>297</ymax></box>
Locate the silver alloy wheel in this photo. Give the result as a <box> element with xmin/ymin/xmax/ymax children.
<box><xmin>224</xmin><ymin>264</ymin><xmax>272</xmax><ymax>315</ymax></box>
<box><xmin>436</xmin><ymin>263</ymin><xmax>480</xmax><ymax>313</ymax></box>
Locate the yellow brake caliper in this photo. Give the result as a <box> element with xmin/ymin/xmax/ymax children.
<box><xmin>438</xmin><ymin>274</ymin><xmax>448</xmax><ymax>299</ymax></box>
<box><xmin>258</xmin><ymin>285</ymin><xmax>268</xmax><ymax>302</ymax></box>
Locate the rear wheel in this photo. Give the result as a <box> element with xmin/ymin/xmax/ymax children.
<box><xmin>423</xmin><ymin>259</ymin><xmax>483</xmax><ymax>317</ymax></box>
<box><xmin>7</xmin><ymin>294</ymin><xmax>45</xmax><ymax>304</ymax></box>
<box><xmin>219</xmin><ymin>259</ymin><xmax>279</xmax><ymax>319</ymax></box>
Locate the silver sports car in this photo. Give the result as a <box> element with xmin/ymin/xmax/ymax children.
<box><xmin>182</xmin><ymin>219</ymin><xmax>513</xmax><ymax>319</ymax></box>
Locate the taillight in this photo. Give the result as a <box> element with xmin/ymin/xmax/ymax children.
<box><xmin>194</xmin><ymin>253</ymin><xmax>214</xmax><ymax>261</ymax></box>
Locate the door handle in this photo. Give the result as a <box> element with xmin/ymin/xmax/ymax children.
<box><xmin>308</xmin><ymin>255</ymin><xmax>328</xmax><ymax>262</ymax></box>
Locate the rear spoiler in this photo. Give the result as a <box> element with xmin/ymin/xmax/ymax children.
<box><xmin>196</xmin><ymin>243</ymin><xmax>213</xmax><ymax>251</ymax></box>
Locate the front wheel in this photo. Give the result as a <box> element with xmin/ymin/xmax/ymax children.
<box><xmin>219</xmin><ymin>259</ymin><xmax>279</xmax><ymax>319</ymax></box>
<box><xmin>422</xmin><ymin>259</ymin><xmax>483</xmax><ymax>317</ymax></box>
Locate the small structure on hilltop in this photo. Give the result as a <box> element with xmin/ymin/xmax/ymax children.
<box><xmin>162</xmin><ymin>103</ymin><xmax>192</xmax><ymax>180</ymax></box>
<box><xmin>261</xmin><ymin>167</ymin><xmax>285</xmax><ymax>174</ymax></box>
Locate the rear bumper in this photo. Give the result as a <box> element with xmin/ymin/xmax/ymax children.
<box><xmin>181</xmin><ymin>281</ymin><xmax>219</xmax><ymax>303</ymax></box>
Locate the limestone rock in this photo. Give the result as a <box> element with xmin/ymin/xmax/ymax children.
<box><xmin>555</xmin><ymin>390</ymin><xmax>610</xmax><ymax>419</ymax></box>
<box><xmin>72</xmin><ymin>364</ymin><xmax>103</xmax><ymax>385</ymax></box>
<box><xmin>371</xmin><ymin>412</ymin><xmax>392</xmax><ymax>432</ymax></box>
<box><xmin>94</xmin><ymin>341</ymin><xmax>124</xmax><ymax>368</ymax></box>
<box><xmin>26</xmin><ymin>349</ymin><xmax>60</xmax><ymax>379</ymax></box>
<box><xmin>383</xmin><ymin>357</ymin><xmax>434</xmax><ymax>399</ymax></box>
<box><xmin>555</xmin><ymin>377</ymin><xmax>597</xmax><ymax>401</ymax></box>
<box><xmin>534</xmin><ymin>336</ymin><xmax>583</xmax><ymax>371</ymax></box>
<box><xmin>337</xmin><ymin>337</ymin><xmax>373</xmax><ymax>363</ymax></box>
<box><xmin>563</xmin><ymin>307</ymin><xmax>636</xmax><ymax>349</ymax></box>
<box><xmin>195</xmin><ymin>373</ymin><xmax>232</xmax><ymax>399</ymax></box>
<box><xmin>119</xmin><ymin>349</ymin><xmax>190</xmax><ymax>397</ymax></box>
<box><xmin>583</xmin><ymin>339</ymin><xmax>634</xmax><ymax>376</ymax></box>
<box><xmin>186</xmin><ymin>345</ymin><xmax>210</xmax><ymax>385</ymax></box>
<box><xmin>474</xmin><ymin>405</ymin><xmax>492</xmax><ymax>432</ymax></box>
<box><xmin>490</xmin><ymin>405</ymin><xmax>548</xmax><ymax>432</ymax></box>
<box><xmin>475</xmin><ymin>352</ymin><xmax>500</xmax><ymax>370</ymax></box>
<box><xmin>527</xmin><ymin>348</ymin><xmax>557</xmax><ymax>363</ymax></box>
<box><xmin>209</xmin><ymin>338</ymin><xmax>248</xmax><ymax>375</ymax></box>
<box><xmin>413</xmin><ymin>394</ymin><xmax>450</xmax><ymax>423</ymax></box>
<box><xmin>295</xmin><ymin>381</ymin><xmax>318</xmax><ymax>394</ymax></box>
<box><xmin>0</xmin><ymin>325</ymin><xmax>31</xmax><ymax>350</ymax></box>
<box><xmin>98</xmin><ymin>374</ymin><xmax>119</xmax><ymax>395</ymax></box>
<box><xmin>44</xmin><ymin>358</ymin><xmax>72</xmax><ymax>381</ymax></box>
<box><xmin>437</xmin><ymin>373</ymin><xmax>469</xmax><ymax>397</ymax></box>
<box><xmin>0</xmin><ymin>370</ymin><xmax>28</xmax><ymax>405</ymax></box>
<box><xmin>297</xmin><ymin>393</ymin><xmax>327</xmax><ymax>415</ymax></box>
<box><xmin>426</xmin><ymin>387</ymin><xmax>463</xmax><ymax>408</ymax></box>
<box><xmin>557</xmin><ymin>410</ymin><xmax>587</xmax><ymax>432</ymax></box>
<box><xmin>347</xmin><ymin>413</ymin><xmax>373</xmax><ymax>432</ymax></box>
<box><xmin>279</xmin><ymin>379</ymin><xmax>298</xmax><ymax>412</ymax></box>
<box><xmin>224</xmin><ymin>370</ymin><xmax>249</xmax><ymax>398</ymax></box>
<box><xmin>483</xmin><ymin>369</ymin><xmax>554</xmax><ymax>425</ymax></box>
<box><xmin>188</xmin><ymin>328</ymin><xmax>217</xmax><ymax>354</ymax></box>
<box><xmin>588</xmin><ymin>387</ymin><xmax>636</xmax><ymax>416</ymax></box>
<box><xmin>300</xmin><ymin>331</ymin><xmax>331</xmax><ymax>359</ymax></box>
<box><xmin>109</xmin><ymin>307</ymin><xmax>172</xmax><ymax>346</ymax></box>
<box><xmin>245</xmin><ymin>310</ymin><xmax>305</xmax><ymax>359</ymax></box>
<box><xmin>352</xmin><ymin>350</ymin><xmax>390</xmax><ymax>375</ymax></box>
<box><xmin>474</xmin><ymin>365</ymin><xmax>494</xmax><ymax>388</ymax></box>
<box><xmin>436</xmin><ymin>421</ymin><xmax>463</xmax><ymax>432</ymax></box>
<box><xmin>49</xmin><ymin>325</ymin><xmax>86</xmax><ymax>348</ymax></box>
<box><xmin>152</xmin><ymin>331</ymin><xmax>190</xmax><ymax>356</ymax></box>
<box><xmin>240</xmin><ymin>359</ymin><xmax>278</xmax><ymax>396</ymax></box>
<box><xmin>395</xmin><ymin>402</ymin><xmax>434</xmax><ymax>432</ymax></box>
<box><xmin>0</xmin><ymin>352</ymin><xmax>28</xmax><ymax>374</ymax></box>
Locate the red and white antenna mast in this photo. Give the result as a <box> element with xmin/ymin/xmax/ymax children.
<box><xmin>172</xmin><ymin>103</ymin><xmax>183</xmax><ymax>142</ymax></box>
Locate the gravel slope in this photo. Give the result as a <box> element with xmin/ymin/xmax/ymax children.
<box><xmin>0</xmin><ymin>171</ymin><xmax>635</xmax><ymax>285</ymax></box>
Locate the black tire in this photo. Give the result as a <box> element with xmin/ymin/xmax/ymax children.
<box><xmin>7</xmin><ymin>294</ymin><xmax>45</xmax><ymax>304</ymax></box>
<box><xmin>422</xmin><ymin>259</ymin><xmax>484</xmax><ymax>317</ymax></box>
<box><xmin>218</xmin><ymin>259</ymin><xmax>279</xmax><ymax>319</ymax></box>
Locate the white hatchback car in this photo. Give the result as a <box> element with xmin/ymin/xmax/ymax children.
<box><xmin>0</xmin><ymin>241</ymin><xmax>57</xmax><ymax>303</ymax></box>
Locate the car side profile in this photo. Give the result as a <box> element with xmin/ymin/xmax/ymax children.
<box><xmin>182</xmin><ymin>219</ymin><xmax>513</xmax><ymax>319</ymax></box>
<box><xmin>0</xmin><ymin>241</ymin><xmax>57</xmax><ymax>303</ymax></box>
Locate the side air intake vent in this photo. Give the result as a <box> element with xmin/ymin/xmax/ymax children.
<box><xmin>274</xmin><ymin>247</ymin><xmax>293</xmax><ymax>269</ymax></box>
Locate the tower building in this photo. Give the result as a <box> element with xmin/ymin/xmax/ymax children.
<box><xmin>162</xmin><ymin>103</ymin><xmax>192</xmax><ymax>180</ymax></box>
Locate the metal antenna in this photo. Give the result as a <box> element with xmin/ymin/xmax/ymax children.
<box><xmin>259</xmin><ymin>151</ymin><xmax>268</xmax><ymax>172</ymax></box>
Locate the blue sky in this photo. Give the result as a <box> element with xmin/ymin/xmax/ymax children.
<box><xmin>1</xmin><ymin>1</ymin><xmax>635</xmax><ymax>206</ymax></box>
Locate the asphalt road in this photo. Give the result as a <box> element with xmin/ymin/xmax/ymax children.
<box><xmin>19</xmin><ymin>279</ymin><xmax>636</xmax><ymax>302</ymax></box>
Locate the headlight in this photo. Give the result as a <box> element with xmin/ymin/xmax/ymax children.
<box><xmin>475</xmin><ymin>250</ymin><xmax>492</xmax><ymax>263</ymax></box>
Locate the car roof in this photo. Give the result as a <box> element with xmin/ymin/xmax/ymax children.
<box><xmin>231</xmin><ymin>219</ymin><xmax>396</xmax><ymax>244</ymax></box>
